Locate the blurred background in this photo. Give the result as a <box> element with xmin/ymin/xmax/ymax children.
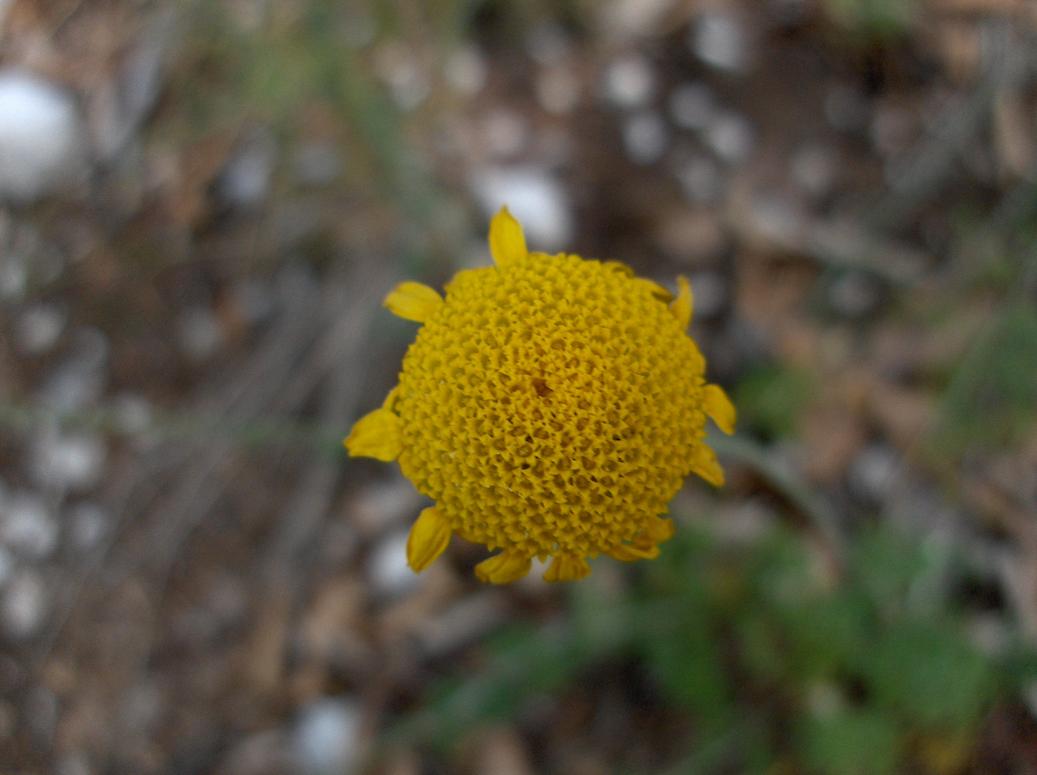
<box><xmin>1</xmin><ymin>0</ymin><xmax>1037</xmax><ymax>773</ymax></box>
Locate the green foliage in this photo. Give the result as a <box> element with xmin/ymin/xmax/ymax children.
<box><xmin>393</xmin><ymin>521</ymin><xmax>1024</xmax><ymax>773</ymax></box>
<box><xmin>932</xmin><ymin>302</ymin><xmax>1037</xmax><ymax>457</ymax></box>
<box><xmin>824</xmin><ymin>0</ymin><xmax>916</xmax><ymax>40</ymax></box>
<box><xmin>799</xmin><ymin>708</ymin><xmax>901</xmax><ymax>775</ymax></box>
<box><xmin>733</xmin><ymin>364</ymin><xmax>815</xmax><ymax>439</ymax></box>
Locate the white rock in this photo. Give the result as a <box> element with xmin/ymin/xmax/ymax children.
<box><xmin>792</xmin><ymin>145</ymin><xmax>838</xmax><ymax>198</ymax></box>
<box><xmin>373</xmin><ymin>42</ymin><xmax>429</xmax><ymax>111</ymax></box>
<box><xmin>848</xmin><ymin>445</ymin><xmax>900</xmax><ymax>503</ymax></box>
<box><xmin>705</xmin><ymin>112</ymin><xmax>754</xmax><ymax>164</ymax></box>
<box><xmin>294</xmin><ymin>698</ymin><xmax>362</xmax><ymax>775</ymax></box>
<box><xmin>0</xmin><ymin>70</ymin><xmax>83</xmax><ymax>201</ymax></box>
<box><xmin>1</xmin><ymin>494</ymin><xmax>58</xmax><ymax>560</ymax></box>
<box><xmin>602</xmin><ymin>55</ymin><xmax>655</xmax><ymax>110</ymax></box>
<box><xmin>623</xmin><ymin>113</ymin><xmax>669</xmax><ymax>165</ymax></box>
<box><xmin>471</xmin><ymin>166</ymin><xmax>573</xmax><ymax>250</ymax></box>
<box><xmin>15</xmin><ymin>303</ymin><xmax>65</xmax><ymax>355</ymax></box>
<box><xmin>215</xmin><ymin>131</ymin><xmax>275</xmax><ymax>209</ymax></box>
<box><xmin>110</xmin><ymin>393</ymin><xmax>154</xmax><ymax>435</ymax></box>
<box><xmin>444</xmin><ymin>46</ymin><xmax>487</xmax><ymax>95</ymax></box>
<box><xmin>367</xmin><ymin>530</ymin><xmax>418</xmax><ymax>598</ymax></box>
<box><xmin>675</xmin><ymin>155</ymin><xmax>723</xmax><ymax>203</ymax></box>
<box><xmin>3</xmin><ymin>570</ymin><xmax>48</xmax><ymax>639</ymax></box>
<box><xmin>691</xmin><ymin>12</ymin><xmax>749</xmax><ymax>73</ymax></box>
<box><xmin>31</xmin><ymin>431</ymin><xmax>106</xmax><ymax>493</ymax></box>
<box><xmin>177</xmin><ymin>306</ymin><xmax>224</xmax><ymax>360</ymax></box>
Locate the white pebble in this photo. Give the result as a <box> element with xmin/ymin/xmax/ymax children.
<box><xmin>367</xmin><ymin>530</ymin><xmax>418</xmax><ymax>598</ymax></box>
<box><xmin>471</xmin><ymin>166</ymin><xmax>573</xmax><ymax>249</ymax></box>
<box><xmin>294</xmin><ymin>698</ymin><xmax>362</xmax><ymax>775</ymax></box>
<box><xmin>177</xmin><ymin>306</ymin><xmax>224</xmax><ymax>360</ymax></box>
<box><xmin>31</xmin><ymin>431</ymin><xmax>106</xmax><ymax>493</ymax></box>
<box><xmin>0</xmin><ymin>70</ymin><xmax>83</xmax><ymax>201</ymax></box>
<box><xmin>848</xmin><ymin>445</ymin><xmax>900</xmax><ymax>503</ymax></box>
<box><xmin>792</xmin><ymin>145</ymin><xmax>838</xmax><ymax>198</ymax></box>
<box><xmin>373</xmin><ymin>42</ymin><xmax>429</xmax><ymax>111</ymax></box>
<box><xmin>444</xmin><ymin>46</ymin><xmax>487</xmax><ymax>95</ymax></box>
<box><xmin>215</xmin><ymin>131</ymin><xmax>275</xmax><ymax>209</ymax></box>
<box><xmin>3</xmin><ymin>570</ymin><xmax>48</xmax><ymax>639</ymax></box>
<box><xmin>691</xmin><ymin>12</ymin><xmax>749</xmax><ymax>73</ymax></box>
<box><xmin>623</xmin><ymin>112</ymin><xmax>669</xmax><ymax>165</ymax></box>
<box><xmin>705</xmin><ymin>112</ymin><xmax>754</xmax><ymax>164</ymax></box>
<box><xmin>15</xmin><ymin>303</ymin><xmax>65</xmax><ymax>355</ymax></box>
<box><xmin>1</xmin><ymin>494</ymin><xmax>58</xmax><ymax>560</ymax></box>
<box><xmin>602</xmin><ymin>55</ymin><xmax>655</xmax><ymax>110</ymax></box>
<box><xmin>675</xmin><ymin>155</ymin><xmax>723</xmax><ymax>203</ymax></box>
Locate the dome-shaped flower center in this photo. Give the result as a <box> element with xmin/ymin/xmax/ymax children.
<box><xmin>345</xmin><ymin>208</ymin><xmax>734</xmax><ymax>583</ymax></box>
<box><xmin>396</xmin><ymin>253</ymin><xmax>709</xmax><ymax>561</ymax></box>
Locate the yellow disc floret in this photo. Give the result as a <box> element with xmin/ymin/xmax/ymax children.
<box><xmin>345</xmin><ymin>207</ymin><xmax>735</xmax><ymax>584</ymax></box>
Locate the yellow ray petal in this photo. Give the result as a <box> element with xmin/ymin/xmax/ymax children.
<box><xmin>669</xmin><ymin>275</ymin><xmax>693</xmax><ymax>329</ymax></box>
<box><xmin>384</xmin><ymin>281</ymin><xmax>443</xmax><ymax>323</ymax></box>
<box><xmin>635</xmin><ymin>277</ymin><xmax>673</xmax><ymax>302</ymax></box>
<box><xmin>608</xmin><ymin>543</ymin><xmax>661</xmax><ymax>562</ymax></box>
<box><xmin>543</xmin><ymin>554</ymin><xmax>591</xmax><ymax>582</ymax></box>
<box><xmin>604</xmin><ymin>260</ymin><xmax>634</xmax><ymax>277</ymax></box>
<box><xmin>643</xmin><ymin>517</ymin><xmax>676</xmax><ymax>544</ymax></box>
<box><xmin>690</xmin><ymin>445</ymin><xmax>725</xmax><ymax>487</ymax></box>
<box><xmin>406</xmin><ymin>506</ymin><xmax>452</xmax><ymax>572</ymax></box>
<box><xmin>475</xmin><ymin>551</ymin><xmax>532</xmax><ymax>584</ymax></box>
<box><xmin>488</xmin><ymin>206</ymin><xmax>527</xmax><ymax>267</ymax></box>
<box><xmin>703</xmin><ymin>383</ymin><xmax>736</xmax><ymax>435</ymax></box>
<box><xmin>344</xmin><ymin>406</ymin><xmax>401</xmax><ymax>461</ymax></box>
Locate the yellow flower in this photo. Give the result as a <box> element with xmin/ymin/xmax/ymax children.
<box><xmin>345</xmin><ymin>207</ymin><xmax>735</xmax><ymax>583</ymax></box>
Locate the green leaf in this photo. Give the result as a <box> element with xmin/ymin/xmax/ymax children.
<box><xmin>933</xmin><ymin>302</ymin><xmax>1037</xmax><ymax>457</ymax></box>
<box><xmin>799</xmin><ymin>708</ymin><xmax>902</xmax><ymax>775</ymax></box>
<box><xmin>734</xmin><ymin>364</ymin><xmax>815</xmax><ymax>439</ymax></box>
<box><xmin>865</xmin><ymin>620</ymin><xmax>997</xmax><ymax>731</ymax></box>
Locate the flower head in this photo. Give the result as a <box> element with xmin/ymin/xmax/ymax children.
<box><xmin>346</xmin><ymin>207</ymin><xmax>735</xmax><ymax>583</ymax></box>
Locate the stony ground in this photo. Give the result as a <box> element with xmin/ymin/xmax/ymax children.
<box><xmin>1</xmin><ymin>1</ymin><xmax>1037</xmax><ymax>774</ymax></box>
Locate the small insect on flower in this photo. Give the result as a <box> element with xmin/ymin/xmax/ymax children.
<box><xmin>346</xmin><ymin>207</ymin><xmax>735</xmax><ymax>583</ymax></box>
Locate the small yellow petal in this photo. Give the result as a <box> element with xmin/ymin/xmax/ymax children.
<box><xmin>635</xmin><ymin>277</ymin><xmax>673</xmax><ymax>302</ymax></box>
<box><xmin>344</xmin><ymin>407</ymin><xmax>401</xmax><ymax>461</ymax></box>
<box><xmin>384</xmin><ymin>281</ymin><xmax>443</xmax><ymax>323</ymax></box>
<box><xmin>488</xmin><ymin>206</ymin><xmax>528</xmax><ymax>267</ymax></box>
<box><xmin>604</xmin><ymin>260</ymin><xmax>634</xmax><ymax>277</ymax></box>
<box><xmin>670</xmin><ymin>275</ymin><xmax>693</xmax><ymax>329</ymax></box>
<box><xmin>703</xmin><ymin>383</ymin><xmax>736</xmax><ymax>435</ymax></box>
<box><xmin>543</xmin><ymin>554</ymin><xmax>591</xmax><ymax>582</ymax></box>
<box><xmin>406</xmin><ymin>506</ymin><xmax>452</xmax><ymax>572</ymax></box>
<box><xmin>690</xmin><ymin>445</ymin><xmax>725</xmax><ymax>487</ymax></box>
<box><xmin>475</xmin><ymin>551</ymin><xmax>532</xmax><ymax>584</ymax></box>
<box><xmin>643</xmin><ymin>517</ymin><xmax>676</xmax><ymax>545</ymax></box>
<box><xmin>382</xmin><ymin>385</ymin><xmax>400</xmax><ymax>411</ymax></box>
<box><xmin>608</xmin><ymin>543</ymin><xmax>661</xmax><ymax>562</ymax></box>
